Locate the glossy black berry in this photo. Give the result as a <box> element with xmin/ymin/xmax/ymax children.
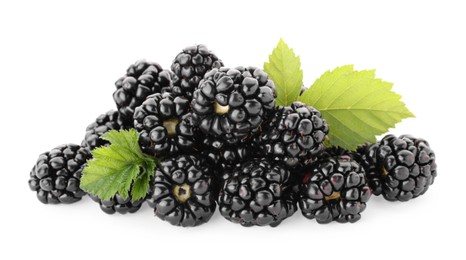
<box><xmin>192</xmin><ymin>67</ymin><xmax>276</xmax><ymax>144</ymax></box>
<box><xmin>255</xmin><ymin>102</ymin><xmax>329</xmax><ymax>168</ymax></box>
<box><xmin>29</xmin><ymin>144</ymin><xmax>91</xmax><ymax>204</ymax></box>
<box><xmin>147</xmin><ymin>154</ymin><xmax>216</xmax><ymax>227</ymax></box>
<box><xmin>171</xmin><ymin>44</ymin><xmax>223</xmax><ymax>100</ymax></box>
<box><xmin>81</xmin><ymin>110</ymin><xmax>130</xmax><ymax>151</ymax></box>
<box><xmin>113</xmin><ymin>60</ymin><xmax>175</xmax><ymax>125</ymax></box>
<box><xmin>89</xmin><ymin>193</ymin><xmax>145</xmax><ymax>214</ymax></box>
<box><xmin>218</xmin><ymin>158</ymin><xmax>296</xmax><ymax>227</ymax></box>
<box><xmin>356</xmin><ymin>135</ymin><xmax>437</xmax><ymax>201</ymax></box>
<box><xmin>299</xmin><ymin>155</ymin><xmax>371</xmax><ymax>224</ymax></box>
<box><xmin>201</xmin><ymin>136</ymin><xmax>259</xmax><ymax>180</ymax></box>
<box><xmin>134</xmin><ymin>92</ymin><xmax>198</xmax><ymax>157</ymax></box>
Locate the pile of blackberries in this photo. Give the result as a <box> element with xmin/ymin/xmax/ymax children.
<box><xmin>29</xmin><ymin>45</ymin><xmax>437</xmax><ymax>227</ymax></box>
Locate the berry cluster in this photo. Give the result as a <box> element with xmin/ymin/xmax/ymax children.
<box><xmin>29</xmin><ymin>44</ymin><xmax>437</xmax><ymax>227</ymax></box>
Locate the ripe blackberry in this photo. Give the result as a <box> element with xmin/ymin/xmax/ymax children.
<box><xmin>29</xmin><ymin>144</ymin><xmax>91</xmax><ymax>204</ymax></box>
<box><xmin>355</xmin><ymin>143</ymin><xmax>381</xmax><ymax>195</ymax></box>
<box><xmin>113</xmin><ymin>60</ymin><xmax>175</xmax><ymax>125</ymax></box>
<box><xmin>171</xmin><ymin>44</ymin><xmax>223</xmax><ymax>99</ymax></box>
<box><xmin>299</xmin><ymin>155</ymin><xmax>371</xmax><ymax>224</ymax></box>
<box><xmin>89</xmin><ymin>194</ymin><xmax>145</xmax><ymax>214</ymax></box>
<box><xmin>201</xmin><ymin>136</ymin><xmax>258</xmax><ymax>180</ymax></box>
<box><xmin>218</xmin><ymin>158</ymin><xmax>297</xmax><ymax>227</ymax></box>
<box><xmin>255</xmin><ymin>102</ymin><xmax>329</xmax><ymax>168</ymax></box>
<box><xmin>81</xmin><ymin>110</ymin><xmax>130</xmax><ymax>151</ymax></box>
<box><xmin>147</xmin><ymin>154</ymin><xmax>216</xmax><ymax>227</ymax></box>
<box><xmin>356</xmin><ymin>135</ymin><xmax>437</xmax><ymax>201</ymax></box>
<box><xmin>192</xmin><ymin>67</ymin><xmax>276</xmax><ymax>144</ymax></box>
<box><xmin>134</xmin><ymin>92</ymin><xmax>197</xmax><ymax>157</ymax></box>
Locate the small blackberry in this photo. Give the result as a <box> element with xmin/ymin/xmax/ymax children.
<box><xmin>134</xmin><ymin>92</ymin><xmax>197</xmax><ymax>157</ymax></box>
<box><xmin>29</xmin><ymin>144</ymin><xmax>91</xmax><ymax>204</ymax></box>
<box><xmin>89</xmin><ymin>194</ymin><xmax>145</xmax><ymax>214</ymax></box>
<box><xmin>147</xmin><ymin>154</ymin><xmax>216</xmax><ymax>227</ymax></box>
<box><xmin>355</xmin><ymin>143</ymin><xmax>381</xmax><ymax>195</ymax></box>
<box><xmin>299</xmin><ymin>155</ymin><xmax>371</xmax><ymax>224</ymax></box>
<box><xmin>255</xmin><ymin>102</ymin><xmax>329</xmax><ymax>168</ymax></box>
<box><xmin>81</xmin><ymin>110</ymin><xmax>130</xmax><ymax>151</ymax></box>
<box><xmin>171</xmin><ymin>44</ymin><xmax>223</xmax><ymax>99</ymax></box>
<box><xmin>356</xmin><ymin>135</ymin><xmax>437</xmax><ymax>202</ymax></box>
<box><xmin>218</xmin><ymin>158</ymin><xmax>296</xmax><ymax>227</ymax></box>
<box><xmin>113</xmin><ymin>60</ymin><xmax>175</xmax><ymax>124</ymax></box>
<box><xmin>192</xmin><ymin>67</ymin><xmax>276</xmax><ymax>144</ymax></box>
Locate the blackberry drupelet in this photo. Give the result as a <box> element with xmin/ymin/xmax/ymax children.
<box><xmin>113</xmin><ymin>60</ymin><xmax>175</xmax><ymax>125</ymax></box>
<box><xmin>192</xmin><ymin>67</ymin><xmax>276</xmax><ymax>144</ymax></box>
<box><xmin>90</xmin><ymin>194</ymin><xmax>145</xmax><ymax>214</ymax></box>
<box><xmin>29</xmin><ymin>144</ymin><xmax>91</xmax><ymax>204</ymax></box>
<box><xmin>147</xmin><ymin>154</ymin><xmax>216</xmax><ymax>227</ymax></box>
<box><xmin>218</xmin><ymin>158</ymin><xmax>296</xmax><ymax>227</ymax></box>
<box><xmin>255</xmin><ymin>101</ymin><xmax>329</xmax><ymax>168</ymax></box>
<box><xmin>134</xmin><ymin>92</ymin><xmax>197</xmax><ymax>157</ymax></box>
<box><xmin>356</xmin><ymin>135</ymin><xmax>437</xmax><ymax>201</ymax></box>
<box><xmin>81</xmin><ymin>110</ymin><xmax>130</xmax><ymax>151</ymax></box>
<box><xmin>299</xmin><ymin>155</ymin><xmax>371</xmax><ymax>224</ymax></box>
<box><xmin>171</xmin><ymin>44</ymin><xmax>223</xmax><ymax>99</ymax></box>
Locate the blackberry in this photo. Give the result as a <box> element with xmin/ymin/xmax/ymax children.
<box><xmin>299</xmin><ymin>155</ymin><xmax>371</xmax><ymax>224</ymax></box>
<box><xmin>113</xmin><ymin>60</ymin><xmax>175</xmax><ymax>125</ymax></box>
<box><xmin>255</xmin><ymin>102</ymin><xmax>329</xmax><ymax>168</ymax></box>
<box><xmin>29</xmin><ymin>144</ymin><xmax>91</xmax><ymax>204</ymax></box>
<box><xmin>81</xmin><ymin>110</ymin><xmax>129</xmax><ymax>151</ymax></box>
<box><xmin>192</xmin><ymin>67</ymin><xmax>276</xmax><ymax>144</ymax></box>
<box><xmin>218</xmin><ymin>158</ymin><xmax>297</xmax><ymax>227</ymax></box>
<box><xmin>171</xmin><ymin>44</ymin><xmax>223</xmax><ymax>99</ymax></box>
<box><xmin>355</xmin><ymin>143</ymin><xmax>381</xmax><ymax>196</ymax></box>
<box><xmin>147</xmin><ymin>154</ymin><xmax>216</xmax><ymax>227</ymax></box>
<box><xmin>201</xmin><ymin>136</ymin><xmax>258</xmax><ymax>180</ymax></box>
<box><xmin>89</xmin><ymin>194</ymin><xmax>145</xmax><ymax>214</ymax></box>
<box><xmin>134</xmin><ymin>92</ymin><xmax>197</xmax><ymax>157</ymax></box>
<box><xmin>356</xmin><ymin>135</ymin><xmax>437</xmax><ymax>201</ymax></box>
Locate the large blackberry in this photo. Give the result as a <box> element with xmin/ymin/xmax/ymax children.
<box><xmin>255</xmin><ymin>102</ymin><xmax>329</xmax><ymax>168</ymax></box>
<box><xmin>171</xmin><ymin>44</ymin><xmax>223</xmax><ymax>99</ymax></box>
<box><xmin>356</xmin><ymin>135</ymin><xmax>437</xmax><ymax>202</ymax></box>
<box><xmin>299</xmin><ymin>155</ymin><xmax>371</xmax><ymax>224</ymax></box>
<box><xmin>147</xmin><ymin>154</ymin><xmax>216</xmax><ymax>227</ymax></box>
<box><xmin>134</xmin><ymin>92</ymin><xmax>197</xmax><ymax>157</ymax></box>
<box><xmin>218</xmin><ymin>158</ymin><xmax>296</xmax><ymax>227</ymax></box>
<box><xmin>81</xmin><ymin>110</ymin><xmax>130</xmax><ymax>151</ymax></box>
<box><xmin>29</xmin><ymin>144</ymin><xmax>91</xmax><ymax>204</ymax></box>
<box><xmin>113</xmin><ymin>60</ymin><xmax>175</xmax><ymax>125</ymax></box>
<box><xmin>192</xmin><ymin>67</ymin><xmax>276</xmax><ymax>144</ymax></box>
<box><xmin>89</xmin><ymin>194</ymin><xmax>145</xmax><ymax>215</ymax></box>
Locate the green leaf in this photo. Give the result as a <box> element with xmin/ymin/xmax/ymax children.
<box><xmin>131</xmin><ymin>170</ymin><xmax>151</xmax><ymax>201</ymax></box>
<box><xmin>299</xmin><ymin>65</ymin><xmax>414</xmax><ymax>150</ymax></box>
<box><xmin>80</xmin><ymin>129</ymin><xmax>156</xmax><ymax>201</ymax></box>
<box><xmin>264</xmin><ymin>38</ymin><xmax>303</xmax><ymax>106</ymax></box>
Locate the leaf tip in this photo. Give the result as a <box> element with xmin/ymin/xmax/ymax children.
<box><xmin>406</xmin><ymin>109</ymin><xmax>416</xmax><ymax>118</ymax></box>
<box><xmin>278</xmin><ymin>37</ymin><xmax>286</xmax><ymax>45</ymax></box>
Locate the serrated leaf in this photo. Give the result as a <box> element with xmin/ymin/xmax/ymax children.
<box><xmin>264</xmin><ymin>38</ymin><xmax>303</xmax><ymax>106</ymax></box>
<box><xmin>131</xmin><ymin>170</ymin><xmax>152</xmax><ymax>201</ymax></box>
<box><xmin>299</xmin><ymin>65</ymin><xmax>414</xmax><ymax>150</ymax></box>
<box><xmin>80</xmin><ymin>129</ymin><xmax>156</xmax><ymax>201</ymax></box>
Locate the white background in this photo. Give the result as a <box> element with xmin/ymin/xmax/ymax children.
<box><xmin>1</xmin><ymin>0</ymin><xmax>465</xmax><ymax>259</ymax></box>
